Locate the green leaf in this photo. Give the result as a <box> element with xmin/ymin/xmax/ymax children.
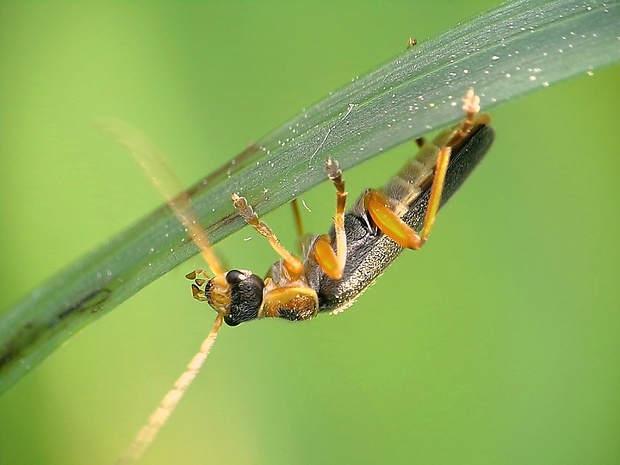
<box><xmin>1</xmin><ymin>0</ymin><xmax>619</xmax><ymax>396</ymax></box>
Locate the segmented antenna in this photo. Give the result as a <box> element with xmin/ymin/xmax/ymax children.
<box><xmin>115</xmin><ymin>314</ymin><xmax>224</xmax><ymax>464</ymax></box>
<box><xmin>104</xmin><ymin>120</ymin><xmax>228</xmax><ymax>463</ymax></box>
<box><xmin>103</xmin><ymin>119</ymin><xmax>226</xmax><ymax>282</ymax></box>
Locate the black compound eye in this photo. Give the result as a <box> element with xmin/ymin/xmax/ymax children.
<box><xmin>225</xmin><ymin>272</ymin><xmax>265</xmax><ymax>326</ymax></box>
<box><xmin>223</xmin><ymin>315</ymin><xmax>241</xmax><ymax>327</ymax></box>
<box><xmin>225</xmin><ymin>270</ymin><xmax>245</xmax><ymax>284</ymax></box>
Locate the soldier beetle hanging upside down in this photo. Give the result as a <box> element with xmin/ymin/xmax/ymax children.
<box><xmin>115</xmin><ymin>88</ymin><xmax>494</xmax><ymax>463</ymax></box>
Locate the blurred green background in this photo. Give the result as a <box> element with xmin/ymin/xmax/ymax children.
<box><xmin>1</xmin><ymin>1</ymin><xmax>619</xmax><ymax>465</ymax></box>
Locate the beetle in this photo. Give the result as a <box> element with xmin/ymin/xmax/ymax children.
<box><xmin>188</xmin><ymin>89</ymin><xmax>493</xmax><ymax>324</ymax></box>
<box><xmin>116</xmin><ymin>89</ymin><xmax>494</xmax><ymax>463</ymax></box>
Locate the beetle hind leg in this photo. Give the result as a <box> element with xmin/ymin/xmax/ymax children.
<box><xmin>364</xmin><ymin>141</ymin><xmax>452</xmax><ymax>250</ymax></box>
<box><xmin>364</xmin><ymin>89</ymin><xmax>486</xmax><ymax>251</ymax></box>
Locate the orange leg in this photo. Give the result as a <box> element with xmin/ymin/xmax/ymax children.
<box><xmin>313</xmin><ymin>157</ymin><xmax>348</xmax><ymax>280</ymax></box>
<box><xmin>290</xmin><ymin>199</ymin><xmax>305</xmax><ymax>253</ymax></box>
<box><xmin>364</xmin><ymin>144</ymin><xmax>451</xmax><ymax>250</ymax></box>
<box><xmin>364</xmin><ymin>89</ymin><xmax>481</xmax><ymax>250</ymax></box>
<box><xmin>232</xmin><ymin>193</ymin><xmax>304</xmax><ymax>279</ymax></box>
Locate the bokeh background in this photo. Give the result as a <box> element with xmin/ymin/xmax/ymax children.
<box><xmin>1</xmin><ymin>2</ymin><xmax>619</xmax><ymax>465</ymax></box>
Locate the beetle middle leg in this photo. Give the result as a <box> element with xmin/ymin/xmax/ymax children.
<box><xmin>313</xmin><ymin>157</ymin><xmax>349</xmax><ymax>280</ymax></box>
<box><xmin>290</xmin><ymin>199</ymin><xmax>305</xmax><ymax>254</ymax></box>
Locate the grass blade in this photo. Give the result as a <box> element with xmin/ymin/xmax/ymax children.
<box><xmin>0</xmin><ymin>0</ymin><xmax>619</xmax><ymax>396</ymax></box>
